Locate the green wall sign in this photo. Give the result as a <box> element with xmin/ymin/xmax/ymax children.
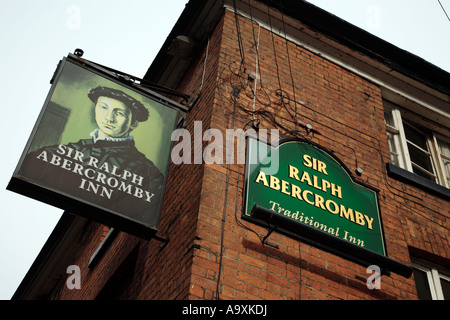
<box><xmin>243</xmin><ymin>137</ymin><xmax>386</xmax><ymax>256</ymax></box>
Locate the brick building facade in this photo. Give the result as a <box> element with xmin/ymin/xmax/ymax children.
<box><xmin>13</xmin><ymin>0</ymin><xmax>450</xmax><ymax>301</ymax></box>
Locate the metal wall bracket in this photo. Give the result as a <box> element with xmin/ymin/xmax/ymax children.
<box><xmin>153</xmin><ymin>234</ymin><xmax>170</xmax><ymax>251</ymax></box>
<box><xmin>88</xmin><ymin>228</ymin><xmax>120</xmax><ymax>269</ymax></box>
<box><xmin>88</xmin><ymin>228</ymin><xmax>170</xmax><ymax>269</ymax></box>
<box><xmin>261</xmin><ymin>224</ymin><xmax>280</xmax><ymax>249</ymax></box>
<box><xmin>66</xmin><ymin>49</ymin><xmax>191</xmax><ymax>113</ymax></box>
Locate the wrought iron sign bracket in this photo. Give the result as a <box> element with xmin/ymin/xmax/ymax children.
<box><xmin>88</xmin><ymin>228</ymin><xmax>169</xmax><ymax>269</ymax></box>
<box><xmin>64</xmin><ymin>49</ymin><xmax>191</xmax><ymax>113</ymax></box>
<box><xmin>153</xmin><ymin>234</ymin><xmax>170</xmax><ymax>251</ymax></box>
<box><xmin>355</xmin><ymin>272</ymin><xmax>384</xmax><ymax>288</ymax></box>
<box><xmin>88</xmin><ymin>228</ymin><xmax>120</xmax><ymax>269</ymax></box>
<box><xmin>261</xmin><ymin>224</ymin><xmax>280</xmax><ymax>249</ymax></box>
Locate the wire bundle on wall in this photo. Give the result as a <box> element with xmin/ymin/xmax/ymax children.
<box><xmin>215</xmin><ymin>0</ymin><xmax>310</xmax><ymax>300</ymax></box>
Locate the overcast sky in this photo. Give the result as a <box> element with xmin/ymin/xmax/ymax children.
<box><xmin>0</xmin><ymin>0</ymin><xmax>449</xmax><ymax>300</ymax></box>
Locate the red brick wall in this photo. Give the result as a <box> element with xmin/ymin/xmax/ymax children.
<box><xmin>59</xmin><ymin>7</ymin><xmax>449</xmax><ymax>300</ymax></box>
<box><xmin>185</xmin><ymin>9</ymin><xmax>449</xmax><ymax>300</ymax></box>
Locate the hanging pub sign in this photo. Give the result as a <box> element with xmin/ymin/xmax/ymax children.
<box><xmin>7</xmin><ymin>54</ymin><xmax>179</xmax><ymax>239</ymax></box>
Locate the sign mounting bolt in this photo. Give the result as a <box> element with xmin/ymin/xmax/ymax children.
<box><xmin>356</xmin><ymin>167</ymin><xmax>363</xmax><ymax>176</ymax></box>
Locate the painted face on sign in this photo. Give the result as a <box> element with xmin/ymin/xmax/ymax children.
<box><xmin>94</xmin><ymin>96</ymin><xmax>138</xmax><ymax>138</ymax></box>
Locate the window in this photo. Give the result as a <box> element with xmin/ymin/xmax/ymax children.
<box><xmin>403</xmin><ymin>121</ymin><xmax>437</xmax><ymax>182</ymax></box>
<box><xmin>412</xmin><ymin>261</ymin><xmax>450</xmax><ymax>300</ymax></box>
<box><xmin>383</xmin><ymin>101</ymin><xmax>450</xmax><ymax>189</ymax></box>
<box><xmin>383</xmin><ymin>108</ymin><xmax>403</xmax><ymax>167</ymax></box>
<box><xmin>436</xmin><ymin>136</ymin><xmax>450</xmax><ymax>187</ymax></box>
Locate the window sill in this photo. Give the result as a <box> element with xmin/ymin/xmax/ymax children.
<box><xmin>386</xmin><ymin>163</ymin><xmax>450</xmax><ymax>201</ymax></box>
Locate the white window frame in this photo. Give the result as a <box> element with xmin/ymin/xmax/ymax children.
<box><xmin>434</xmin><ymin>134</ymin><xmax>450</xmax><ymax>188</ymax></box>
<box><xmin>412</xmin><ymin>260</ymin><xmax>450</xmax><ymax>300</ymax></box>
<box><xmin>384</xmin><ymin>108</ymin><xmax>407</xmax><ymax>168</ymax></box>
<box><xmin>402</xmin><ymin>120</ymin><xmax>438</xmax><ymax>183</ymax></box>
<box><xmin>383</xmin><ymin>101</ymin><xmax>450</xmax><ymax>188</ymax></box>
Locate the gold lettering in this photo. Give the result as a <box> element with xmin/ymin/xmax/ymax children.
<box><xmin>255</xmin><ymin>171</ymin><xmax>268</xmax><ymax>186</ymax></box>
<box><xmin>256</xmin><ymin>170</ymin><xmax>375</xmax><ymax>231</ymax></box>
<box><xmin>302</xmin><ymin>154</ymin><xmax>328</xmax><ymax>175</ymax></box>
<box><xmin>281</xmin><ymin>180</ymin><xmax>290</xmax><ymax>195</ymax></box>
<box><xmin>269</xmin><ymin>200</ymin><xmax>279</xmax><ymax>211</ymax></box>
<box><xmin>317</xmin><ymin>160</ymin><xmax>328</xmax><ymax>175</ymax></box>
<box><xmin>340</xmin><ymin>205</ymin><xmax>355</xmax><ymax>222</ymax></box>
<box><xmin>288</xmin><ymin>165</ymin><xmax>300</xmax><ymax>181</ymax></box>
<box><xmin>365</xmin><ymin>216</ymin><xmax>374</xmax><ymax>230</ymax></box>
<box><xmin>300</xmin><ymin>171</ymin><xmax>312</xmax><ymax>186</ymax></box>
<box><xmin>322</xmin><ymin>180</ymin><xmax>331</xmax><ymax>193</ymax></box>
<box><xmin>302</xmin><ymin>190</ymin><xmax>314</xmax><ymax>205</ymax></box>
<box><xmin>313</xmin><ymin>175</ymin><xmax>321</xmax><ymax>189</ymax></box>
<box><xmin>355</xmin><ymin>211</ymin><xmax>365</xmax><ymax>226</ymax></box>
<box><xmin>269</xmin><ymin>175</ymin><xmax>280</xmax><ymax>190</ymax></box>
<box><xmin>331</xmin><ymin>184</ymin><xmax>342</xmax><ymax>199</ymax></box>
<box><xmin>325</xmin><ymin>199</ymin><xmax>339</xmax><ymax>214</ymax></box>
<box><xmin>303</xmin><ymin>154</ymin><xmax>313</xmax><ymax>168</ymax></box>
<box><xmin>291</xmin><ymin>184</ymin><xmax>303</xmax><ymax>200</ymax></box>
<box><xmin>314</xmin><ymin>194</ymin><xmax>326</xmax><ymax>210</ymax></box>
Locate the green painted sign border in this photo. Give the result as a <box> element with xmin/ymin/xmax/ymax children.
<box><xmin>242</xmin><ymin>135</ymin><xmax>388</xmax><ymax>258</ymax></box>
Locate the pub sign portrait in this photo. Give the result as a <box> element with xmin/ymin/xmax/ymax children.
<box><xmin>8</xmin><ymin>57</ymin><xmax>179</xmax><ymax>238</ymax></box>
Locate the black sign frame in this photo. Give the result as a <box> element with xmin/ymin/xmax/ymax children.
<box><xmin>7</xmin><ymin>54</ymin><xmax>180</xmax><ymax>239</ymax></box>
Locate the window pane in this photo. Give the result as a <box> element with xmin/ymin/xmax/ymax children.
<box><xmin>383</xmin><ymin>109</ymin><xmax>401</xmax><ymax>167</ymax></box>
<box><xmin>412</xmin><ymin>167</ymin><xmax>435</xmax><ymax>181</ymax></box>
<box><xmin>413</xmin><ymin>268</ymin><xmax>433</xmax><ymax>300</ymax></box>
<box><xmin>445</xmin><ymin>164</ymin><xmax>450</xmax><ymax>185</ymax></box>
<box><xmin>408</xmin><ymin>143</ymin><xmax>433</xmax><ymax>171</ymax></box>
<box><xmin>437</xmin><ymin>138</ymin><xmax>450</xmax><ymax>158</ymax></box>
<box><xmin>443</xmin><ymin>162</ymin><xmax>450</xmax><ymax>186</ymax></box>
<box><xmin>387</xmin><ymin>132</ymin><xmax>399</xmax><ymax>166</ymax></box>
<box><xmin>404</xmin><ymin>122</ymin><xmax>428</xmax><ymax>150</ymax></box>
<box><xmin>408</xmin><ymin>143</ymin><xmax>435</xmax><ymax>178</ymax></box>
<box><xmin>384</xmin><ymin>111</ymin><xmax>395</xmax><ymax>128</ymax></box>
<box><xmin>437</xmin><ymin>138</ymin><xmax>450</xmax><ymax>184</ymax></box>
<box><xmin>441</xmin><ymin>277</ymin><xmax>450</xmax><ymax>300</ymax></box>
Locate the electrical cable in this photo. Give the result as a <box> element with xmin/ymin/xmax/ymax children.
<box><xmin>215</xmin><ymin>5</ymin><xmax>253</xmax><ymax>299</ymax></box>
<box><xmin>438</xmin><ymin>0</ymin><xmax>450</xmax><ymax>21</ymax></box>
<box><xmin>279</xmin><ymin>0</ymin><xmax>300</xmax><ymax>130</ymax></box>
<box><xmin>233</xmin><ymin>120</ymin><xmax>266</xmax><ymax>243</ymax></box>
<box><xmin>233</xmin><ymin>0</ymin><xmax>247</xmax><ymax>70</ymax></box>
<box><xmin>199</xmin><ymin>37</ymin><xmax>210</xmax><ymax>93</ymax></box>
<box><xmin>266</xmin><ymin>0</ymin><xmax>282</xmax><ymax>91</ymax></box>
